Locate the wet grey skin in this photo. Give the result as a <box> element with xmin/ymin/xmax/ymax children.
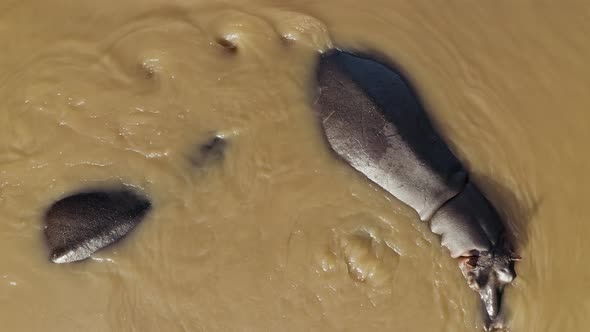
<box><xmin>44</xmin><ymin>135</ymin><xmax>227</xmax><ymax>264</ymax></box>
<box><xmin>44</xmin><ymin>189</ymin><xmax>151</xmax><ymax>264</ymax></box>
<box><xmin>313</xmin><ymin>49</ymin><xmax>520</xmax><ymax>330</ymax></box>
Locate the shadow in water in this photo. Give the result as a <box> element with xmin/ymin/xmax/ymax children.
<box><xmin>473</xmin><ymin>174</ymin><xmax>540</xmax><ymax>252</ymax></box>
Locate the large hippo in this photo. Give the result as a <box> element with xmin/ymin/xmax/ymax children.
<box><xmin>312</xmin><ymin>49</ymin><xmax>520</xmax><ymax>330</ymax></box>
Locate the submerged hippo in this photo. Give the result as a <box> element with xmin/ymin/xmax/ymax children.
<box><xmin>312</xmin><ymin>50</ymin><xmax>520</xmax><ymax>330</ymax></box>
<box><xmin>44</xmin><ymin>189</ymin><xmax>151</xmax><ymax>263</ymax></box>
<box><xmin>43</xmin><ymin>134</ymin><xmax>227</xmax><ymax>263</ymax></box>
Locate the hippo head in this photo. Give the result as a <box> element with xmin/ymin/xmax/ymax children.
<box><xmin>458</xmin><ymin>248</ymin><xmax>521</xmax><ymax>329</ymax></box>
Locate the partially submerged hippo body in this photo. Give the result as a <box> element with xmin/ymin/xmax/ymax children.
<box><xmin>44</xmin><ymin>190</ymin><xmax>151</xmax><ymax>264</ymax></box>
<box><xmin>43</xmin><ymin>134</ymin><xmax>227</xmax><ymax>264</ymax></box>
<box><xmin>313</xmin><ymin>50</ymin><xmax>520</xmax><ymax>330</ymax></box>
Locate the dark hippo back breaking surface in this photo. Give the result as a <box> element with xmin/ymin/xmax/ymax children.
<box><xmin>313</xmin><ymin>49</ymin><xmax>519</xmax><ymax>330</ymax></box>
<box><xmin>44</xmin><ymin>189</ymin><xmax>152</xmax><ymax>264</ymax></box>
<box><xmin>315</xmin><ymin>50</ymin><xmax>468</xmax><ymax>221</ymax></box>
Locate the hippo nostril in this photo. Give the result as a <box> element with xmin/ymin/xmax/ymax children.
<box><xmin>215</xmin><ymin>36</ymin><xmax>238</xmax><ymax>53</ymax></box>
<box><xmin>43</xmin><ymin>188</ymin><xmax>151</xmax><ymax>264</ymax></box>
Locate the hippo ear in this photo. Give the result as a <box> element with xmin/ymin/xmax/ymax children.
<box><xmin>459</xmin><ymin>256</ymin><xmax>478</xmax><ymax>268</ymax></box>
<box><xmin>466</xmin><ymin>256</ymin><xmax>479</xmax><ymax>267</ymax></box>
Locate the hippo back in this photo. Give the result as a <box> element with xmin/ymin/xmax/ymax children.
<box><xmin>314</xmin><ymin>51</ymin><xmax>467</xmax><ymax>220</ymax></box>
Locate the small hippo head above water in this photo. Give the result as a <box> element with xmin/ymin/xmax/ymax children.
<box><xmin>459</xmin><ymin>247</ymin><xmax>521</xmax><ymax>329</ymax></box>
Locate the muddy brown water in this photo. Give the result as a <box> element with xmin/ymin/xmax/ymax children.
<box><xmin>1</xmin><ymin>1</ymin><xmax>589</xmax><ymax>331</ymax></box>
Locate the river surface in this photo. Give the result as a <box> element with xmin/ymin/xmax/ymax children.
<box><xmin>1</xmin><ymin>1</ymin><xmax>589</xmax><ymax>331</ymax></box>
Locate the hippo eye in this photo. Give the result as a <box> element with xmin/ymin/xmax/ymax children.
<box><xmin>466</xmin><ymin>273</ymin><xmax>482</xmax><ymax>290</ymax></box>
<box><xmin>496</xmin><ymin>268</ymin><xmax>514</xmax><ymax>283</ymax></box>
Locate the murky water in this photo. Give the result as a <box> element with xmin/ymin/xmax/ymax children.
<box><xmin>1</xmin><ymin>1</ymin><xmax>589</xmax><ymax>331</ymax></box>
